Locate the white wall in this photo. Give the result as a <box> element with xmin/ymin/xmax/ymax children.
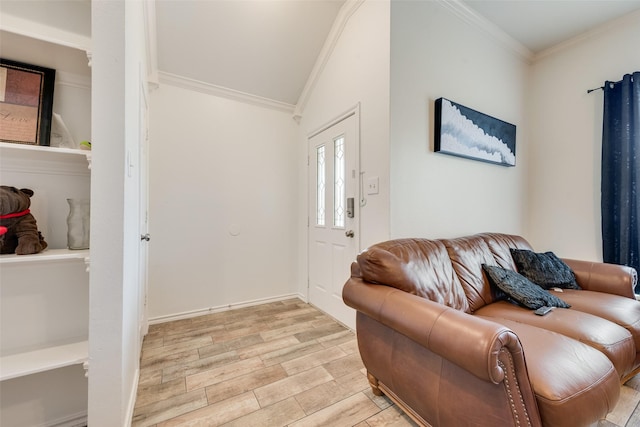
<box><xmin>297</xmin><ymin>0</ymin><xmax>391</xmax><ymax>296</ymax></box>
<box><xmin>89</xmin><ymin>1</ymin><xmax>147</xmax><ymax>425</ymax></box>
<box><xmin>528</xmin><ymin>11</ymin><xmax>640</xmax><ymax>260</ymax></box>
<box><xmin>123</xmin><ymin>0</ymin><xmax>149</xmax><ymax>422</ymax></box>
<box><xmin>389</xmin><ymin>1</ymin><xmax>530</xmax><ymax>240</ymax></box>
<box><xmin>148</xmin><ymin>84</ymin><xmax>299</xmax><ymax>320</ymax></box>
<box><xmin>144</xmin><ymin>0</ymin><xmax>640</xmax><ymax>336</ymax></box>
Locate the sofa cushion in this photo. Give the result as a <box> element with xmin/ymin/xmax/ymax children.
<box><xmin>357</xmin><ymin>238</ymin><xmax>469</xmax><ymax>312</ymax></box>
<box><xmin>476</xmin><ymin>300</ymin><xmax>636</xmax><ymax>379</ymax></box>
<box><xmin>477</xmin><ymin>317</ymin><xmax>621</xmax><ymax>427</ymax></box>
<box><xmin>557</xmin><ymin>289</ymin><xmax>640</xmax><ymax>357</ymax></box>
<box><xmin>482</xmin><ymin>265</ymin><xmax>571</xmax><ymax>309</ymax></box>
<box><xmin>511</xmin><ymin>248</ymin><xmax>581</xmax><ymax>290</ymax></box>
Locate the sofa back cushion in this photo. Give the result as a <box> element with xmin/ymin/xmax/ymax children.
<box><xmin>442</xmin><ymin>236</ymin><xmax>500</xmax><ymax>313</ymax></box>
<box><xmin>442</xmin><ymin>233</ymin><xmax>534</xmax><ymax>312</ymax></box>
<box><xmin>479</xmin><ymin>233</ymin><xmax>533</xmax><ymax>268</ymax></box>
<box><xmin>357</xmin><ymin>238</ymin><xmax>470</xmax><ymax>312</ymax></box>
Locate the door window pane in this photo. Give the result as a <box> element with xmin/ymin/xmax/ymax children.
<box><xmin>316</xmin><ymin>145</ymin><xmax>325</xmax><ymax>226</ymax></box>
<box><xmin>334</xmin><ymin>136</ymin><xmax>345</xmax><ymax>228</ymax></box>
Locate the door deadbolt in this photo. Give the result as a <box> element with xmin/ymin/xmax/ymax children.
<box><xmin>346</xmin><ymin>197</ymin><xmax>354</xmax><ymax>218</ymax></box>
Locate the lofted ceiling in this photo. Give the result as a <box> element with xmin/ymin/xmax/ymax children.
<box><xmin>3</xmin><ymin>1</ymin><xmax>640</xmax><ymax>107</ymax></box>
<box><xmin>154</xmin><ymin>0</ymin><xmax>345</xmax><ymax>106</ymax></box>
<box><xmin>153</xmin><ymin>0</ymin><xmax>640</xmax><ymax>108</ymax></box>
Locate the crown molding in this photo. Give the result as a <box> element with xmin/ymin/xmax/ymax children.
<box><xmin>437</xmin><ymin>0</ymin><xmax>534</xmax><ymax>63</ymax></box>
<box><xmin>293</xmin><ymin>0</ymin><xmax>365</xmax><ymax>121</ymax></box>
<box><xmin>534</xmin><ymin>8</ymin><xmax>640</xmax><ymax>62</ymax></box>
<box><xmin>158</xmin><ymin>72</ymin><xmax>296</xmax><ymax>113</ymax></box>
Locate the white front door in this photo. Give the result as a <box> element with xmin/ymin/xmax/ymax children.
<box><xmin>308</xmin><ymin>111</ymin><xmax>359</xmax><ymax>329</ymax></box>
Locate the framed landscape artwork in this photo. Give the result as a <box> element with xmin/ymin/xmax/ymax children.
<box><xmin>0</xmin><ymin>58</ymin><xmax>56</xmax><ymax>146</ymax></box>
<box><xmin>434</xmin><ymin>97</ymin><xmax>516</xmax><ymax>167</ymax></box>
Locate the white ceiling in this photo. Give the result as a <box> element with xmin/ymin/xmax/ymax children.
<box><xmin>460</xmin><ymin>0</ymin><xmax>640</xmax><ymax>53</ymax></box>
<box><xmin>153</xmin><ymin>0</ymin><xmax>640</xmax><ymax>106</ymax></box>
<box><xmin>154</xmin><ymin>0</ymin><xmax>345</xmax><ymax>106</ymax></box>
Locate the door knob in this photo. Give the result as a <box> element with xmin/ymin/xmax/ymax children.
<box><xmin>345</xmin><ymin>230</ymin><xmax>354</xmax><ymax>238</ymax></box>
<box><xmin>140</xmin><ymin>234</ymin><xmax>151</xmax><ymax>241</ymax></box>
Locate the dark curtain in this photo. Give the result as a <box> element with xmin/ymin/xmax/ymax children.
<box><xmin>602</xmin><ymin>71</ymin><xmax>640</xmax><ymax>289</ymax></box>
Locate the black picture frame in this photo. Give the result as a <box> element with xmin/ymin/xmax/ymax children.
<box><xmin>434</xmin><ymin>97</ymin><xmax>516</xmax><ymax>167</ymax></box>
<box><xmin>0</xmin><ymin>58</ymin><xmax>56</xmax><ymax>146</ymax></box>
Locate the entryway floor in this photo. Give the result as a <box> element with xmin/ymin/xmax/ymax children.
<box><xmin>132</xmin><ymin>298</ymin><xmax>414</xmax><ymax>426</ymax></box>
<box><xmin>132</xmin><ymin>298</ymin><xmax>640</xmax><ymax>427</ymax></box>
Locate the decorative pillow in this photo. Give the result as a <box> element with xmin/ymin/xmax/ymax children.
<box><xmin>482</xmin><ymin>264</ymin><xmax>571</xmax><ymax>309</ymax></box>
<box><xmin>510</xmin><ymin>248</ymin><xmax>581</xmax><ymax>290</ymax></box>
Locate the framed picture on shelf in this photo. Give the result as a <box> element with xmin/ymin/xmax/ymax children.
<box><xmin>434</xmin><ymin>97</ymin><xmax>516</xmax><ymax>167</ymax></box>
<box><xmin>0</xmin><ymin>58</ymin><xmax>56</xmax><ymax>146</ymax></box>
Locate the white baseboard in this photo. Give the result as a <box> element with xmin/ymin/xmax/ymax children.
<box><xmin>46</xmin><ymin>411</ymin><xmax>87</xmax><ymax>427</ymax></box>
<box><xmin>148</xmin><ymin>293</ymin><xmax>303</xmax><ymax>325</ymax></box>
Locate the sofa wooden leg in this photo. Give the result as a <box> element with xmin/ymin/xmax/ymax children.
<box><xmin>367</xmin><ymin>372</ymin><xmax>384</xmax><ymax>396</ymax></box>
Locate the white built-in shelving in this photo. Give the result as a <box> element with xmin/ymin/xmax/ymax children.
<box><xmin>0</xmin><ymin>3</ymin><xmax>92</xmax><ymax>426</ymax></box>
<box><xmin>0</xmin><ymin>250</ymin><xmax>90</xmax><ymax>383</ymax></box>
<box><xmin>0</xmin><ymin>142</ymin><xmax>92</xmax><ymax>167</ymax></box>
<box><xmin>0</xmin><ymin>341</ymin><xmax>89</xmax><ymax>382</ymax></box>
<box><xmin>0</xmin><ymin>9</ymin><xmax>90</xmax><ymax>53</ymax></box>
<box><xmin>0</xmin><ymin>248</ymin><xmax>89</xmax><ymax>265</ymax></box>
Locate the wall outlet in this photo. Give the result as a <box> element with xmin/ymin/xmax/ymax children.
<box><xmin>367</xmin><ymin>177</ymin><xmax>379</xmax><ymax>195</ymax></box>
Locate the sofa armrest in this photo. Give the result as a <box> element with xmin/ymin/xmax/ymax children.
<box><xmin>562</xmin><ymin>258</ymin><xmax>637</xmax><ymax>299</ymax></box>
<box><xmin>343</xmin><ymin>278</ymin><xmax>522</xmax><ymax>384</ymax></box>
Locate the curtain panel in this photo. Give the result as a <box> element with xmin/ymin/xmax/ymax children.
<box><xmin>602</xmin><ymin>71</ymin><xmax>640</xmax><ymax>288</ymax></box>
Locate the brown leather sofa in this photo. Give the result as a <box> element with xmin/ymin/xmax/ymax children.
<box><xmin>343</xmin><ymin>233</ymin><xmax>640</xmax><ymax>427</ymax></box>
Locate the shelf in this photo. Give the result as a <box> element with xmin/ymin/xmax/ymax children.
<box><xmin>0</xmin><ymin>143</ymin><xmax>92</xmax><ymax>173</ymax></box>
<box><xmin>0</xmin><ymin>142</ymin><xmax>91</xmax><ymax>162</ymax></box>
<box><xmin>0</xmin><ymin>141</ymin><xmax>87</xmax><ymax>155</ymax></box>
<box><xmin>0</xmin><ymin>340</ymin><xmax>88</xmax><ymax>381</ymax></box>
<box><xmin>0</xmin><ymin>248</ymin><xmax>89</xmax><ymax>265</ymax></box>
<box><xmin>1</xmin><ymin>12</ymin><xmax>91</xmax><ymax>54</ymax></box>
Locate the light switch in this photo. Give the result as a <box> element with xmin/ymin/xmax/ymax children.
<box><xmin>367</xmin><ymin>177</ymin><xmax>379</xmax><ymax>195</ymax></box>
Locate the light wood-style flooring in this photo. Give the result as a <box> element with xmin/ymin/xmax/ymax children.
<box><xmin>132</xmin><ymin>298</ymin><xmax>640</xmax><ymax>427</ymax></box>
